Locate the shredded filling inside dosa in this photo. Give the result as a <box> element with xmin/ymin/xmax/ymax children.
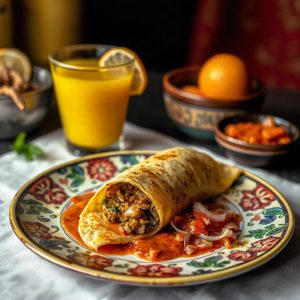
<box><xmin>102</xmin><ymin>183</ymin><xmax>159</xmax><ymax>235</ymax></box>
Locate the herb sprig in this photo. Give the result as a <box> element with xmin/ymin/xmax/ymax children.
<box><xmin>12</xmin><ymin>132</ymin><xmax>44</xmax><ymax>161</ymax></box>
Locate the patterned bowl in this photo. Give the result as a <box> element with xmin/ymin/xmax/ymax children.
<box><xmin>215</xmin><ymin>114</ymin><xmax>300</xmax><ymax>166</ymax></box>
<box><xmin>163</xmin><ymin>65</ymin><xmax>265</xmax><ymax>141</ymax></box>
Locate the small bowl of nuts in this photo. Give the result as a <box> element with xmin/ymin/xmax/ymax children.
<box><xmin>215</xmin><ymin>114</ymin><xmax>299</xmax><ymax>166</ymax></box>
<box><xmin>0</xmin><ymin>48</ymin><xmax>52</xmax><ymax>139</ymax></box>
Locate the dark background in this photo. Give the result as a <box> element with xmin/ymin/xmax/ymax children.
<box><xmin>82</xmin><ymin>0</ymin><xmax>197</xmax><ymax>72</ymax></box>
<box><xmin>11</xmin><ymin>0</ymin><xmax>197</xmax><ymax>72</ymax></box>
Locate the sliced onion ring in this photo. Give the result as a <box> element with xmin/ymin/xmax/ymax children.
<box><xmin>198</xmin><ymin>228</ymin><xmax>233</xmax><ymax>241</ymax></box>
<box><xmin>170</xmin><ymin>220</ymin><xmax>187</xmax><ymax>234</ymax></box>
<box><xmin>184</xmin><ymin>230</ymin><xmax>192</xmax><ymax>249</ymax></box>
<box><xmin>224</xmin><ymin>222</ymin><xmax>238</xmax><ymax>231</ymax></box>
<box><xmin>170</xmin><ymin>220</ymin><xmax>193</xmax><ymax>251</ymax></box>
<box><xmin>193</xmin><ymin>202</ymin><xmax>226</xmax><ymax>222</ymax></box>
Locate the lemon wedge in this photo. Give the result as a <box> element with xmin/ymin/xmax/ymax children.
<box><xmin>99</xmin><ymin>47</ymin><xmax>147</xmax><ymax>96</ymax></box>
<box><xmin>0</xmin><ymin>48</ymin><xmax>32</xmax><ymax>82</ymax></box>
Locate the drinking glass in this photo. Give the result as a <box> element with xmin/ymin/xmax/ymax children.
<box><xmin>49</xmin><ymin>44</ymin><xmax>135</xmax><ymax>155</ymax></box>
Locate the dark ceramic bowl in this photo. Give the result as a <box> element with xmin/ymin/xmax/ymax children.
<box><xmin>215</xmin><ymin>114</ymin><xmax>299</xmax><ymax>166</ymax></box>
<box><xmin>163</xmin><ymin>65</ymin><xmax>265</xmax><ymax>141</ymax></box>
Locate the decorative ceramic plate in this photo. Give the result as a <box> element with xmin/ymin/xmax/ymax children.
<box><xmin>10</xmin><ymin>151</ymin><xmax>294</xmax><ymax>286</ymax></box>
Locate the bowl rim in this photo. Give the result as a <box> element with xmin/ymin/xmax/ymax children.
<box><xmin>0</xmin><ymin>66</ymin><xmax>52</xmax><ymax>101</ymax></box>
<box><xmin>163</xmin><ymin>65</ymin><xmax>266</xmax><ymax>108</ymax></box>
<box><xmin>215</xmin><ymin>135</ymin><xmax>290</xmax><ymax>155</ymax></box>
<box><xmin>215</xmin><ymin>113</ymin><xmax>300</xmax><ymax>152</ymax></box>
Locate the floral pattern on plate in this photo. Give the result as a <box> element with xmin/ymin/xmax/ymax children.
<box><xmin>10</xmin><ymin>151</ymin><xmax>294</xmax><ymax>286</ymax></box>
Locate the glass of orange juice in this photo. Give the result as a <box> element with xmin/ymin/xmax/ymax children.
<box><xmin>48</xmin><ymin>44</ymin><xmax>135</xmax><ymax>155</ymax></box>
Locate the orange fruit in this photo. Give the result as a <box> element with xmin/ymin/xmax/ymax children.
<box><xmin>0</xmin><ymin>48</ymin><xmax>32</xmax><ymax>81</ymax></box>
<box><xmin>99</xmin><ymin>47</ymin><xmax>147</xmax><ymax>96</ymax></box>
<box><xmin>198</xmin><ymin>53</ymin><xmax>249</xmax><ymax>100</ymax></box>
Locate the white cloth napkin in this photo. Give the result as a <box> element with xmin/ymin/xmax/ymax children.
<box><xmin>1</xmin><ymin>123</ymin><xmax>300</xmax><ymax>300</ymax></box>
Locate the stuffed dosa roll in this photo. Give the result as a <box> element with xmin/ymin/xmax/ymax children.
<box><xmin>79</xmin><ymin>147</ymin><xmax>241</xmax><ymax>251</ymax></box>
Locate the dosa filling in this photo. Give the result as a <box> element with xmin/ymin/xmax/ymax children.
<box><xmin>102</xmin><ymin>183</ymin><xmax>159</xmax><ymax>235</ymax></box>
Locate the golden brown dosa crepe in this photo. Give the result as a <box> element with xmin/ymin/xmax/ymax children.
<box><xmin>78</xmin><ymin>147</ymin><xmax>241</xmax><ymax>250</ymax></box>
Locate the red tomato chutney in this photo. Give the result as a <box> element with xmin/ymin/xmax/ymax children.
<box><xmin>61</xmin><ymin>192</ymin><xmax>94</xmax><ymax>247</ymax></box>
<box><xmin>62</xmin><ymin>192</ymin><xmax>241</xmax><ymax>262</ymax></box>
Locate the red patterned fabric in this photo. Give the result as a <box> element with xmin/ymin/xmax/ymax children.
<box><xmin>188</xmin><ymin>0</ymin><xmax>300</xmax><ymax>90</ymax></box>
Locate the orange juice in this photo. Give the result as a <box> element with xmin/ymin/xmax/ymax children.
<box><xmin>51</xmin><ymin>58</ymin><xmax>134</xmax><ymax>149</ymax></box>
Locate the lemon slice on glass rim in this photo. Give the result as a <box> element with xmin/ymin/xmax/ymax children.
<box><xmin>98</xmin><ymin>47</ymin><xmax>148</xmax><ymax>96</ymax></box>
<box><xmin>0</xmin><ymin>48</ymin><xmax>32</xmax><ymax>82</ymax></box>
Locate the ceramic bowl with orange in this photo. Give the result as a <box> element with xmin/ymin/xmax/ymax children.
<box><xmin>163</xmin><ymin>57</ymin><xmax>265</xmax><ymax>140</ymax></box>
